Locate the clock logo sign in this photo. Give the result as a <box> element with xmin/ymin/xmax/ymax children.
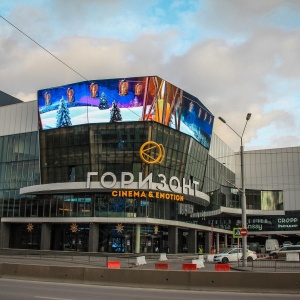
<box><xmin>139</xmin><ymin>141</ymin><xmax>165</xmax><ymax>164</ymax></box>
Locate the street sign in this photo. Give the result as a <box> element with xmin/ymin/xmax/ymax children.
<box><xmin>233</xmin><ymin>227</ymin><xmax>242</xmax><ymax>238</ymax></box>
<box><xmin>240</xmin><ymin>228</ymin><xmax>248</xmax><ymax>236</ymax></box>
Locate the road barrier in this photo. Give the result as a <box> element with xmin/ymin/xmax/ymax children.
<box><xmin>1</xmin><ymin>263</ymin><xmax>299</xmax><ymax>293</ymax></box>
<box><xmin>155</xmin><ymin>262</ymin><xmax>169</xmax><ymax>270</ymax></box>
<box><xmin>192</xmin><ymin>259</ymin><xmax>205</xmax><ymax>269</ymax></box>
<box><xmin>206</xmin><ymin>254</ymin><xmax>214</xmax><ymax>262</ymax></box>
<box><xmin>159</xmin><ymin>253</ymin><xmax>168</xmax><ymax>261</ymax></box>
<box><xmin>215</xmin><ymin>264</ymin><xmax>230</xmax><ymax>271</ymax></box>
<box><xmin>107</xmin><ymin>261</ymin><xmax>120</xmax><ymax>269</ymax></box>
<box><xmin>182</xmin><ymin>263</ymin><xmax>197</xmax><ymax>271</ymax></box>
<box><xmin>286</xmin><ymin>253</ymin><xmax>299</xmax><ymax>262</ymax></box>
<box><xmin>135</xmin><ymin>256</ymin><xmax>147</xmax><ymax>266</ymax></box>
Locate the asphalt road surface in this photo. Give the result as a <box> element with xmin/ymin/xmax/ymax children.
<box><xmin>0</xmin><ymin>278</ymin><xmax>299</xmax><ymax>300</ymax></box>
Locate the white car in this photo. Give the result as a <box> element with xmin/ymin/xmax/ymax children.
<box><xmin>213</xmin><ymin>248</ymin><xmax>257</xmax><ymax>264</ymax></box>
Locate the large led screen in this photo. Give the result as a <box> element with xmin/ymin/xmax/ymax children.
<box><xmin>37</xmin><ymin>76</ymin><xmax>214</xmax><ymax>149</ymax></box>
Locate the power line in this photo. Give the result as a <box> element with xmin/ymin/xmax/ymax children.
<box><xmin>1</xmin><ymin>15</ymin><xmax>143</xmax><ymax>119</ymax></box>
<box><xmin>1</xmin><ymin>16</ymin><xmax>217</xmax><ymax>124</ymax></box>
<box><xmin>0</xmin><ymin>15</ymin><xmax>90</xmax><ymax>83</ymax></box>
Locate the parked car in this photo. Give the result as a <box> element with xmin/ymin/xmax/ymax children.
<box><xmin>269</xmin><ymin>245</ymin><xmax>300</xmax><ymax>259</ymax></box>
<box><xmin>214</xmin><ymin>248</ymin><xmax>257</xmax><ymax>264</ymax></box>
<box><xmin>282</xmin><ymin>241</ymin><xmax>293</xmax><ymax>247</ymax></box>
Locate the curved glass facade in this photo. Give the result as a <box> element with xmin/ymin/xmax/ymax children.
<box><xmin>39</xmin><ymin>121</ymin><xmax>208</xmax><ymax>187</ymax></box>
<box><xmin>0</xmin><ymin>121</ymin><xmax>212</xmax><ymax>252</ymax></box>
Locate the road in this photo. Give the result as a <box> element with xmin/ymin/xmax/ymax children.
<box><xmin>0</xmin><ymin>278</ymin><xmax>299</xmax><ymax>300</ymax></box>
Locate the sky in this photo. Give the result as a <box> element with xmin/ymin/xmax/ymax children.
<box><xmin>1</xmin><ymin>0</ymin><xmax>300</xmax><ymax>152</ymax></box>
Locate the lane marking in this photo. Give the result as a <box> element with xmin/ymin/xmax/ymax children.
<box><xmin>35</xmin><ymin>297</ymin><xmax>72</xmax><ymax>300</ymax></box>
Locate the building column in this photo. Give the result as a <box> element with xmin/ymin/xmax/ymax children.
<box><xmin>168</xmin><ymin>226</ymin><xmax>178</xmax><ymax>254</ymax></box>
<box><xmin>229</xmin><ymin>235</ymin><xmax>233</xmax><ymax>247</ymax></box>
<box><xmin>216</xmin><ymin>233</ymin><xmax>220</xmax><ymax>254</ymax></box>
<box><xmin>205</xmin><ymin>231</ymin><xmax>212</xmax><ymax>254</ymax></box>
<box><xmin>88</xmin><ymin>223</ymin><xmax>99</xmax><ymax>252</ymax></box>
<box><xmin>224</xmin><ymin>234</ymin><xmax>228</xmax><ymax>248</ymax></box>
<box><xmin>0</xmin><ymin>222</ymin><xmax>10</xmax><ymax>248</ymax></box>
<box><xmin>135</xmin><ymin>224</ymin><xmax>141</xmax><ymax>253</ymax></box>
<box><xmin>41</xmin><ymin>223</ymin><xmax>51</xmax><ymax>250</ymax></box>
<box><xmin>188</xmin><ymin>229</ymin><xmax>197</xmax><ymax>253</ymax></box>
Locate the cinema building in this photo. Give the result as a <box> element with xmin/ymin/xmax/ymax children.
<box><xmin>0</xmin><ymin>76</ymin><xmax>299</xmax><ymax>254</ymax></box>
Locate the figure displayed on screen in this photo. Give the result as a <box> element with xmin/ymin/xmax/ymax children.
<box><xmin>66</xmin><ymin>87</ymin><xmax>75</xmax><ymax>103</ymax></box>
<box><xmin>184</xmin><ymin>101</ymin><xmax>196</xmax><ymax>124</ymax></box>
<box><xmin>135</xmin><ymin>83</ymin><xmax>143</xmax><ymax>96</ymax></box>
<box><xmin>90</xmin><ymin>83</ymin><xmax>99</xmax><ymax>98</ymax></box>
<box><xmin>189</xmin><ymin>102</ymin><xmax>194</xmax><ymax>112</ymax></box>
<box><xmin>44</xmin><ymin>91</ymin><xmax>51</xmax><ymax>106</ymax></box>
<box><xmin>198</xmin><ymin>108</ymin><xmax>202</xmax><ymax>118</ymax></box>
<box><xmin>119</xmin><ymin>80</ymin><xmax>128</xmax><ymax>96</ymax></box>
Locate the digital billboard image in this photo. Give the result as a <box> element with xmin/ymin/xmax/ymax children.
<box><xmin>37</xmin><ymin>76</ymin><xmax>214</xmax><ymax>149</ymax></box>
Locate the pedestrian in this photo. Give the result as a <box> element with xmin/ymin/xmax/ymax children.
<box><xmin>198</xmin><ymin>245</ymin><xmax>203</xmax><ymax>254</ymax></box>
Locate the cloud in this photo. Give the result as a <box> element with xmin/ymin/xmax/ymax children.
<box><xmin>198</xmin><ymin>0</ymin><xmax>300</xmax><ymax>33</ymax></box>
<box><xmin>270</xmin><ymin>134</ymin><xmax>300</xmax><ymax>149</ymax></box>
<box><xmin>1</xmin><ymin>0</ymin><xmax>300</xmax><ymax>150</ymax></box>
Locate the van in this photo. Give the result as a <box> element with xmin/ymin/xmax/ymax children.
<box><xmin>265</xmin><ymin>239</ymin><xmax>279</xmax><ymax>252</ymax></box>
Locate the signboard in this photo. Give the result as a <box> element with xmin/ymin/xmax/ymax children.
<box><xmin>247</xmin><ymin>216</ymin><xmax>299</xmax><ymax>232</ymax></box>
<box><xmin>240</xmin><ymin>228</ymin><xmax>248</xmax><ymax>236</ymax></box>
<box><xmin>85</xmin><ymin>171</ymin><xmax>210</xmax><ymax>204</ymax></box>
<box><xmin>233</xmin><ymin>227</ymin><xmax>242</xmax><ymax>238</ymax></box>
<box><xmin>37</xmin><ymin>76</ymin><xmax>214</xmax><ymax>149</ymax></box>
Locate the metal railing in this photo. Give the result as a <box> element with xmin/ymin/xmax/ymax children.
<box><xmin>0</xmin><ymin>249</ymin><xmax>171</xmax><ymax>269</ymax></box>
<box><xmin>0</xmin><ymin>252</ymin><xmax>140</xmax><ymax>268</ymax></box>
<box><xmin>246</xmin><ymin>259</ymin><xmax>300</xmax><ymax>272</ymax></box>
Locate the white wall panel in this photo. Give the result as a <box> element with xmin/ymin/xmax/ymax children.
<box><xmin>0</xmin><ymin>107</ymin><xmax>5</xmax><ymax>136</ymax></box>
<box><xmin>0</xmin><ymin>101</ymin><xmax>38</xmax><ymax>136</ymax></box>
<box><xmin>242</xmin><ymin>147</ymin><xmax>300</xmax><ymax>212</ymax></box>
<box><xmin>14</xmin><ymin>104</ymin><xmax>22</xmax><ymax>133</ymax></box>
<box><xmin>25</xmin><ymin>101</ymin><xmax>38</xmax><ymax>132</ymax></box>
<box><xmin>20</xmin><ymin>101</ymin><xmax>28</xmax><ymax>133</ymax></box>
<box><xmin>3</xmin><ymin>104</ymin><xmax>12</xmax><ymax>135</ymax></box>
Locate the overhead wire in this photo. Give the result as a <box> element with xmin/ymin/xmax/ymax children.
<box><xmin>0</xmin><ymin>15</ymin><xmax>143</xmax><ymax>119</ymax></box>
<box><xmin>0</xmin><ymin>15</ymin><xmax>90</xmax><ymax>83</ymax></box>
<box><xmin>1</xmin><ymin>16</ymin><xmax>218</xmax><ymax>132</ymax></box>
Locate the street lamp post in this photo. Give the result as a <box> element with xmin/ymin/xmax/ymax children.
<box><xmin>219</xmin><ymin>113</ymin><xmax>251</xmax><ymax>267</ymax></box>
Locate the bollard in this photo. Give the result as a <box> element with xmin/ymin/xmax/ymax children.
<box><xmin>192</xmin><ymin>259</ymin><xmax>205</xmax><ymax>269</ymax></box>
<box><xmin>136</xmin><ymin>256</ymin><xmax>147</xmax><ymax>266</ymax></box>
<box><xmin>159</xmin><ymin>253</ymin><xmax>168</xmax><ymax>261</ymax></box>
